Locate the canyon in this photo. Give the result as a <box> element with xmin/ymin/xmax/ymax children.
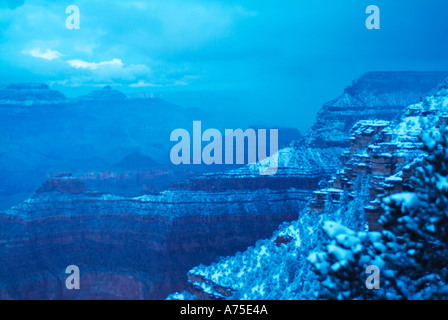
<box><xmin>184</xmin><ymin>76</ymin><xmax>448</xmax><ymax>300</ymax></box>
<box><xmin>0</xmin><ymin>71</ymin><xmax>447</xmax><ymax>299</ymax></box>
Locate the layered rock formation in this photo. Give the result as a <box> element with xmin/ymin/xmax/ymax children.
<box><xmin>0</xmin><ymin>83</ymin><xmax>304</xmax><ymax>210</ymax></box>
<box><xmin>181</xmin><ymin>76</ymin><xmax>448</xmax><ymax>300</ymax></box>
<box><xmin>172</xmin><ymin>146</ymin><xmax>343</xmax><ymax>192</ymax></box>
<box><xmin>0</xmin><ymin>183</ymin><xmax>306</xmax><ymax>299</ymax></box>
<box><xmin>305</xmin><ymin>71</ymin><xmax>448</xmax><ymax>148</ymax></box>
<box><xmin>0</xmin><ymin>83</ymin><xmax>66</xmax><ymax>106</ymax></box>
<box><xmin>310</xmin><ymin>79</ymin><xmax>448</xmax><ymax>231</ymax></box>
<box><xmin>1</xmin><ymin>72</ymin><xmax>447</xmax><ymax>300</ymax></box>
<box><xmin>168</xmin><ymin>72</ymin><xmax>447</xmax><ymax>211</ymax></box>
<box><xmin>0</xmin><ymin>84</ymin><xmax>214</xmax><ymax>210</ymax></box>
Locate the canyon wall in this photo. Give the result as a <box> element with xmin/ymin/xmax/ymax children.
<box><xmin>180</xmin><ymin>75</ymin><xmax>448</xmax><ymax>300</ymax></box>
<box><xmin>1</xmin><ymin>72</ymin><xmax>446</xmax><ymax>299</ymax></box>
<box><xmin>0</xmin><ymin>178</ymin><xmax>307</xmax><ymax>299</ymax></box>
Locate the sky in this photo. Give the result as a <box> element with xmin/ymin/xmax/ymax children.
<box><xmin>1</xmin><ymin>0</ymin><xmax>448</xmax><ymax>132</ymax></box>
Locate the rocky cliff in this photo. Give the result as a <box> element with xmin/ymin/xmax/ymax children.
<box><xmin>0</xmin><ymin>83</ymin><xmax>66</xmax><ymax>106</ymax></box>
<box><xmin>168</xmin><ymin>72</ymin><xmax>447</xmax><ymax>207</ymax></box>
<box><xmin>1</xmin><ymin>72</ymin><xmax>446</xmax><ymax>300</ymax></box>
<box><xmin>0</xmin><ymin>182</ymin><xmax>305</xmax><ymax>299</ymax></box>
<box><xmin>305</xmin><ymin>71</ymin><xmax>448</xmax><ymax>148</ymax></box>
<box><xmin>311</xmin><ymin>78</ymin><xmax>448</xmax><ymax>231</ymax></box>
<box><xmin>0</xmin><ymin>84</ymin><xmax>215</xmax><ymax>210</ymax></box>
<box><xmin>182</xmin><ymin>78</ymin><xmax>448</xmax><ymax>300</ymax></box>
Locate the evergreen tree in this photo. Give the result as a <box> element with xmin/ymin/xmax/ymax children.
<box><xmin>341</xmin><ymin>175</ymin><xmax>369</xmax><ymax>232</ymax></box>
<box><xmin>340</xmin><ymin>185</ymin><xmax>350</xmax><ymax>214</ymax></box>
<box><xmin>308</xmin><ymin>131</ymin><xmax>448</xmax><ymax>300</ymax></box>
<box><xmin>380</xmin><ymin>130</ymin><xmax>448</xmax><ymax>299</ymax></box>
<box><xmin>307</xmin><ymin>220</ymin><xmax>386</xmax><ymax>299</ymax></box>
<box><xmin>323</xmin><ymin>191</ymin><xmax>338</xmax><ymax>222</ymax></box>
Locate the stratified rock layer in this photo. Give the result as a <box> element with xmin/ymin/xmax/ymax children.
<box><xmin>305</xmin><ymin>71</ymin><xmax>448</xmax><ymax>147</ymax></box>
<box><xmin>1</xmin><ymin>72</ymin><xmax>447</xmax><ymax>300</ymax></box>
<box><xmin>0</xmin><ymin>83</ymin><xmax>66</xmax><ymax>106</ymax></box>
<box><xmin>0</xmin><ymin>187</ymin><xmax>306</xmax><ymax>299</ymax></box>
<box><xmin>310</xmin><ymin>80</ymin><xmax>448</xmax><ymax>230</ymax></box>
<box><xmin>182</xmin><ymin>77</ymin><xmax>448</xmax><ymax>300</ymax></box>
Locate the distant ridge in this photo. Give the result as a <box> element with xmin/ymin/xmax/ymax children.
<box><xmin>305</xmin><ymin>71</ymin><xmax>448</xmax><ymax>148</ymax></box>
<box><xmin>0</xmin><ymin>83</ymin><xmax>66</xmax><ymax>106</ymax></box>
<box><xmin>76</xmin><ymin>85</ymin><xmax>127</xmax><ymax>102</ymax></box>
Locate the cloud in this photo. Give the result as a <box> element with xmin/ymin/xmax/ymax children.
<box><xmin>63</xmin><ymin>57</ymin><xmax>152</xmax><ymax>85</ymax></box>
<box><xmin>128</xmin><ymin>79</ymin><xmax>189</xmax><ymax>88</ymax></box>
<box><xmin>23</xmin><ymin>48</ymin><xmax>63</xmax><ymax>61</ymax></box>
<box><xmin>129</xmin><ymin>80</ymin><xmax>161</xmax><ymax>88</ymax></box>
<box><xmin>2</xmin><ymin>0</ymin><xmax>448</xmax><ymax>132</ymax></box>
<box><xmin>66</xmin><ymin>58</ymin><xmax>123</xmax><ymax>70</ymax></box>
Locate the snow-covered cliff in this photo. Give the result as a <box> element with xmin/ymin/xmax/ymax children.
<box><xmin>1</xmin><ymin>72</ymin><xmax>446</xmax><ymax>300</ymax></box>
<box><xmin>182</xmin><ymin>77</ymin><xmax>448</xmax><ymax>300</ymax></box>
